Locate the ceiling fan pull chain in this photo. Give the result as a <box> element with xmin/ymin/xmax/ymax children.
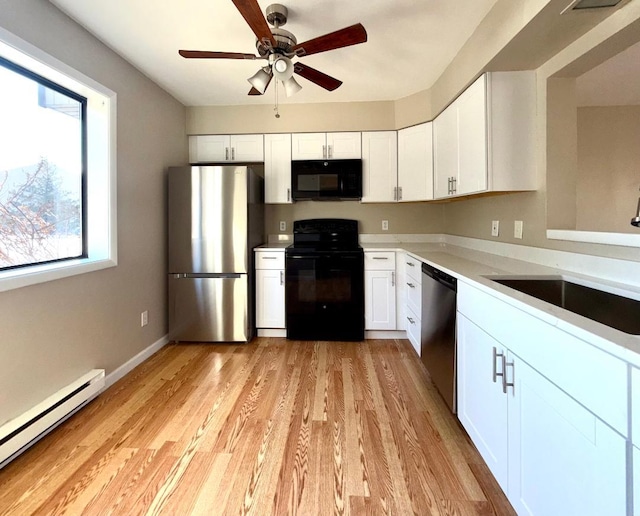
<box><xmin>274</xmin><ymin>78</ymin><xmax>280</xmax><ymax>118</ymax></box>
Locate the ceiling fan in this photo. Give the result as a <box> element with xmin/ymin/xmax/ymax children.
<box><xmin>179</xmin><ymin>0</ymin><xmax>367</xmax><ymax>98</ymax></box>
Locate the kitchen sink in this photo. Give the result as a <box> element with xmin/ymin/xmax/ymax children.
<box><xmin>490</xmin><ymin>277</ymin><xmax>640</xmax><ymax>335</ymax></box>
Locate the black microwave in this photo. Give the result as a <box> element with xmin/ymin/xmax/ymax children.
<box><xmin>291</xmin><ymin>159</ymin><xmax>362</xmax><ymax>201</ymax></box>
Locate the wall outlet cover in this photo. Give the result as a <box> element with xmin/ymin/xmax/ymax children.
<box><xmin>382</xmin><ymin>220</ymin><xmax>389</xmax><ymax>231</ymax></box>
<box><xmin>279</xmin><ymin>221</ymin><xmax>286</xmax><ymax>232</ymax></box>
<box><xmin>491</xmin><ymin>220</ymin><xmax>500</xmax><ymax>237</ymax></box>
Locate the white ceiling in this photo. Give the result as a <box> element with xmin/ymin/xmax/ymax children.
<box><xmin>49</xmin><ymin>0</ymin><xmax>498</xmax><ymax>107</ymax></box>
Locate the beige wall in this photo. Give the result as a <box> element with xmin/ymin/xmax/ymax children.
<box><xmin>576</xmin><ymin>106</ymin><xmax>640</xmax><ymax>233</ymax></box>
<box><xmin>0</xmin><ymin>1</ymin><xmax>187</xmax><ymax>425</ymax></box>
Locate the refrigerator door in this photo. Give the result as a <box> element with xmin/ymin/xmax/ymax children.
<box><xmin>168</xmin><ymin>274</ymin><xmax>249</xmax><ymax>342</ymax></box>
<box><xmin>168</xmin><ymin>166</ymin><xmax>248</xmax><ymax>274</ymax></box>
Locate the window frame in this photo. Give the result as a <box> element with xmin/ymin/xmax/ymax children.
<box><xmin>0</xmin><ymin>27</ymin><xmax>117</xmax><ymax>293</ymax></box>
<box><xmin>0</xmin><ymin>54</ymin><xmax>89</xmax><ymax>271</ymax></box>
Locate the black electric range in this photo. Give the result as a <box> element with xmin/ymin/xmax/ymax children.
<box><xmin>285</xmin><ymin>219</ymin><xmax>364</xmax><ymax>341</ymax></box>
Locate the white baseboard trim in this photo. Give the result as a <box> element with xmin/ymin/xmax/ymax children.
<box><xmin>257</xmin><ymin>329</ymin><xmax>287</xmax><ymax>337</ymax></box>
<box><xmin>365</xmin><ymin>330</ymin><xmax>407</xmax><ymax>340</ymax></box>
<box><xmin>105</xmin><ymin>334</ymin><xmax>169</xmax><ymax>388</ymax></box>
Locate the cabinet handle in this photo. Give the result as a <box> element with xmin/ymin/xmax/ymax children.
<box><xmin>280</xmin><ymin>270</ymin><xmax>284</xmax><ymax>286</ymax></box>
<box><xmin>452</xmin><ymin>177</ymin><xmax>457</xmax><ymax>194</ymax></box>
<box><xmin>287</xmin><ymin>188</ymin><xmax>291</xmax><ymax>202</ymax></box>
<box><xmin>372</xmin><ymin>256</ymin><xmax>388</xmax><ymax>260</ymax></box>
<box><xmin>225</xmin><ymin>147</ymin><xmax>229</xmax><ymax>160</ymax></box>
<box><xmin>262</xmin><ymin>256</ymin><xmax>277</xmax><ymax>260</ymax></box>
<box><xmin>447</xmin><ymin>177</ymin><xmax>452</xmax><ymax>195</ymax></box>
<box><xmin>502</xmin><ymin>357</ymin><xmax>515</xmax><ymax>394</ymax></box>
<box><xmin>391</xmin><ymin>272</ymin><xmax>395</xmax><ymax>287</ymax></box>
<box><xmin>407</xmin><ymin>316</ymin><xmax>415</xmax><ymax>325</ymax></box>
<box><xmin>406</xmin><ymin>262</ymin><xmax>415</xmax><ymax>267</ymax></box>
<box><xmin>323</xmin><ymin>145</ymin><xmax>327</xmax><ymax>159</ymax></box>
<box><xmin>328</xmin><ymin>145</ymin><xmax>333</xmax><ymax>159</ymax></box>
<box><xmin>231</xmin><ymin>147</ymin><xmax>235</xmax><ymax>160</ymax></box>
<box><xmin>398</xmin><ymin>187</ymin><xmax>403</xmax><ymax>200</ymax></box>
<box><xmin>492</xmin><ymin>346</ymin><xmax>505</xmax><ymax>383</ymax></box>
<box><xmin>406</xmin><ymin>282</ymin><xmax>415</xmax><ymax>288</ymax></box>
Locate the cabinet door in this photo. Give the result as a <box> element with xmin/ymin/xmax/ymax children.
<box><xmin>327</xmin><ymin>132</ymin><xmax>361</xmax><ymax>159</ymax></box>
<box><xmin>507</xmin><ymin>354</ymin><xmax>627</xmax><ymax>516</ymax></box>
<box><xmin>189</xmin><ymin>135</ymin><xmax>230</xmax><ymax>162</ymax></box>
<box><xmin>256</xmin><ymin>269</ymin><xmax>285</xmax><ymax>328</ymax></box>
<box><xmin>457</xmin><ymin>75</ymin><xmax>488</xmax><ymax>195</ymax></box>
<box><xmin>634</xmin><ymin>446</ymin><xmax>640</xmax><ymax>516</ymax></box>
<box><xmin>264</xmin><ymin>133</ymin><xmax>292</xmax><ymax>204</ymax></box>
<box><xmin>361</xmin><ymin>131</ymin><xmax>398</xmax><ymax>203</ymax></box>
<box><xmin>364</xmin><ymin>270</ymin><xmax>396</xmax><ymax>330</ymax></box>
<box><xmin>291</xmin><ymin>133</ymin><xmax>326</xmax><ymax>159</ymax></box>
<box><xmin>457</xmin><ymin>314</ymin><xmax>509</xmax><ymax>492</ymax></box>
<box><xmin>433</xmin><ymin>103</ymin><xmax>458</xmax><ymax>199</ymax></box>
<box><xmin>230</xmin><ymin>134</ymin><xmax>264</xmax><ymax>161</ymax></box>
<box><xmin>397</xmin><ymin>122</ymin><xmax>433</xmax><ymax>201</ymax></box>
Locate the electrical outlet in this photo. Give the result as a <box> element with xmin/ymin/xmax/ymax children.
<box><xmin>491</xmin><ymin>220</ymin><xmax>500</xmax><ymax>237</ymax></box>
<box><xmin>141</xmin><ymin>311</ymin><xmax>148</xmax><ymax>327</ymax></box>
<box><xmin>514</xmin><ymin>220</ymin><xmax>523</xmax><ymax>239</ymax></box>
<box><xmin>382</xmin><ymin>220</ymin><xmax>389</xmax><ymax>231</ymax></box>
<box><xmin>279</xmin><ymin>220</ymin><xmax>286</xmax><ymax>232</ymax></box>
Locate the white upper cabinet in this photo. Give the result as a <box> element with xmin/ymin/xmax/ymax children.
<box><xmin>291</xmin><ymin>132</ymin><xmax>361</xmax><ymax>160</ymax></box>
<box><xmin>433</xmin><ymin>71</ymin><xmax>536</xmax><ymax>199</ymax></box>
<box><xmin>264</xmin><ymin>133</ymin><xmax>292</xmax><ymax>204</ymax></box>
<box><xmin>189</xmin><ymin>134</ymin><xmax>264</xmax><ymax>163</ymax></box>
<box><xmin>361</xmin><ymin>131</ymin><xmax>398</xmax><ymax>203</ymax></box>
<box><xmin>397</xmin><ymin>122</ymin><xmax>433</xmax><ymax>202</ymax></box>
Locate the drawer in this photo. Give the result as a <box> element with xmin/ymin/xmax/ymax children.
<box><xmin>406</xmin><ymin>275</ymin><xmax>421</xmax><ymax>316</ymax></box>
<box><xmin>365</xmin><ymin>251</ymin><xmax>396</xmax><ymax>270</ymax></box>
<box><xmin>405</xmin><ymin>305</ymin><xmax>421</xmax><ymax>356</ymax></box>
<box><xmin>404</xmin><ymin>254</ymin><xmax>422</xmax><ymax>283</ymax></box>
<box><xmin>255</xmin><ymin>250</ymin><xmax>285</xmax><ymax>270</ymax></box>
<box><xmin>458</xmin><ymin>281</ymin><xmax>628</xmax><ymax>436</ymax></box>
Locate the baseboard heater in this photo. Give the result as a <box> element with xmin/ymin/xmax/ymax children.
<box><xmin>0</xmin><ymin>369</ymin><xmax>105</xmax><ymax>468</ymax></box>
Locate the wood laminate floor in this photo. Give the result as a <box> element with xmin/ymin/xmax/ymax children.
<box><xmin>0</xmin><ymin>338</ymin><xmax>515</xmax><ymax>515</ymax></box>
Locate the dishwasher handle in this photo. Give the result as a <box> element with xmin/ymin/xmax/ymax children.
<box><xmin>422</xmin><ymin>262</ymin><xmax>457</xmax><ymax>291</ymax></box>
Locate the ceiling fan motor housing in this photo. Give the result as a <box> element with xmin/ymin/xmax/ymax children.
<box><xmin>257</xmin><ymin>4</ymin><xmax>296</xmax><ymax>57</ymax></box>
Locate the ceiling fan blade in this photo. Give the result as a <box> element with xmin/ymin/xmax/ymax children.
<box><xmin>294</xmin><ymin>63</ymin><xmax>342</xmax><ymax>91</ymax></box>
<box><xmin>292</xmin><ymin>23</ymin><xmax>367</xmax><ymax>57</ymax></box>
<box><xmin>231</xmin><ymin>0</ymin><xmax>277</xmax><ymax>48</ymax></box>
<box><xmin>179</xmin><ymin>50</ymin><xmax>258</xmax><ymax>60</ymax></box>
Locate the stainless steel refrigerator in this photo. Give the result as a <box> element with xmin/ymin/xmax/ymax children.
<box><xmin>167</xmin><ymin>165</ymin><xmax>264</xmax><ymax>342</ymax></box>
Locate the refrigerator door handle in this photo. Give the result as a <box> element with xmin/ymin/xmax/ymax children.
<box><xmin>180</xmin><ymin>273</ymin><xmax>242</xmax><ymax>279</ymax></box>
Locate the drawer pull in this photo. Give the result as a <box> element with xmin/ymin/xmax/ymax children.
<box><xmin>407</xmin><ymin>317</ymin><xmax>415</xmax><ymax>325</ymax></box>
<box><xmin>261</xmin><ymin>257</ymin><xmax>278</xmax><ymax>260</ymax></box>
<box><xmin>372</xmin><ymin>257</ymin><xmax>389</xmax><ymax>260</ymax></box>
<box><xmin>406</xmin><ymin>262</ymin><xmax>415</xmax><ymax>267</ymax></box>
<box><xmin>407</xmin><ymin>282</ymin><xmax>415</xmax><ymax>288</ymax></box>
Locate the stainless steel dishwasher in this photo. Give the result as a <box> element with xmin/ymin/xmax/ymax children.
<box><xmin>421</xmin><ymin>262</ymin><xmax>457</xmax><ymax>413</ymax></box>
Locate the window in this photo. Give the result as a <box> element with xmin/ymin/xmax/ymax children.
<box><xmin>0</xmin><ymin>27</ymin><xmax>116</xmax><ymax>292</ymax></box>
<box><xmin>0</xmin><ymin>57</ymin><xmax>87</xmax><ymax>270</ymax></box>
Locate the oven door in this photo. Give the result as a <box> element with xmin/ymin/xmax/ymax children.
<box><xmin>285</xmin><ymin>251</ymin><xmax>364</xmax><ymax>341</ymax></box>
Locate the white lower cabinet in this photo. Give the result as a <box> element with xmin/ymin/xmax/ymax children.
<box><xmin>457</xmin><ymin>315</ymin><xmax>509</xmax><ymax>490</ymax></box>
<box><xmin>364</xmin><ymin>252</ymin><xmax>396</xmax><ymax>330</ymax></box>
<box><xmin>403</xmin><ymin>254</ymin><xmax>422</xmax><ymax>355</ymax></box>
<box><xmin>255</xmin><ymin>251</ymin><xmax>285</xmax><ymax>329</ymax></box>
<box><xmin>458</xmin><ymin>282</ymin><xmax>629</xmax><ymax>515</ymax></box>
<box><xmin>634</xmin><ymin>446</ymin><xmax>640</xmax><ymax>516</ymax></box>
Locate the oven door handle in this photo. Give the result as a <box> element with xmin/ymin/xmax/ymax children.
<box><xmin>287</xmin><ymin>253</ymin><xmax>361</xmax><ymax>260</ymax></box>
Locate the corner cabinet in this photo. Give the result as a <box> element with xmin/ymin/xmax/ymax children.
<box><xmin>264</xmin><ymin>133</ymin><xmax>292</xmax><ymax>204</ymax></box>
<box><xmin>364</xmin><ymin>251</ymin><xmax>396</xmax><ymax>330</ymax></box>
<box><xmin>433</xmin><ymin>72</ymin><xmax>536</xmax><ymax>199</ymax></box>
<box><xmin>397</xmin><ymin>122</ymin><xmax>433</xmax><ymax>202</ymax></box>
<box><xmin>457</xmin><ymin>281</ymin><xmax>628</xmax><ymax>515</ymax></box>
<box><xmin>291</xmin><ymin>132</ymin><xmax>361</xmax><ymax>160</ymax></box>
<box><xmin>361</xmin><ymin>131</ymin><xmax>398</xmax><ymax>203</ymax></box>
<box><xmin>189</xmin><ymin>134</ymin><xmax>264</xmax><ymax>163</ymax></box>
<box><xmin>255</xmin><ymin>250</ymin><xmax>285</xmax><ymax>329</ymax></box>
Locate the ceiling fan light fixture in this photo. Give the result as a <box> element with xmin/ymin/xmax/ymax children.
<box><xmin>247</xmin><ymin>66</ymin><xmax>272</xmax><ymax>93</ymax></box>
<box><xmin>272</xmin><ymin>56</ymin><xmax>294</xmax><ymax>80</ymax></box>
<box><xmin>283</xmin><ymin>76</ymin><xmax>302</xmax><ymax>97</ymax></box>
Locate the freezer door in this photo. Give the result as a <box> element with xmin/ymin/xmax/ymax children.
<box><xmin>168</xmin><ymin>166</ymin><xmax>248</xmax><ymax>274</ymax></box>
<box><xmin>168</xmin><ymin>274</ymin><xmax>250</xmax><ymax>342</ymax></box>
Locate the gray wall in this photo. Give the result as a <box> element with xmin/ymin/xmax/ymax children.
<box><xmin>0</xmin><ymin>0</ymin><xmax>187</xmax><ymax>425</ymax></box>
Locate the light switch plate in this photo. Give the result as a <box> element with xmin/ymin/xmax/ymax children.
<box><xmin>514</xmin><ymin>220</ymin><xmax>523</xmax><ymax>239</ymax></box>
<box><xmin>491</xmin><ymin>220</ymin><xmax>500</xmax><ymax>237</ymax></box>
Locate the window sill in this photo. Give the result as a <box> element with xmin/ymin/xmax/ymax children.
<box><xmin>0</xmin><ymin>257</ymin><xmax>117</xmax><ymax>293</ymax></box>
